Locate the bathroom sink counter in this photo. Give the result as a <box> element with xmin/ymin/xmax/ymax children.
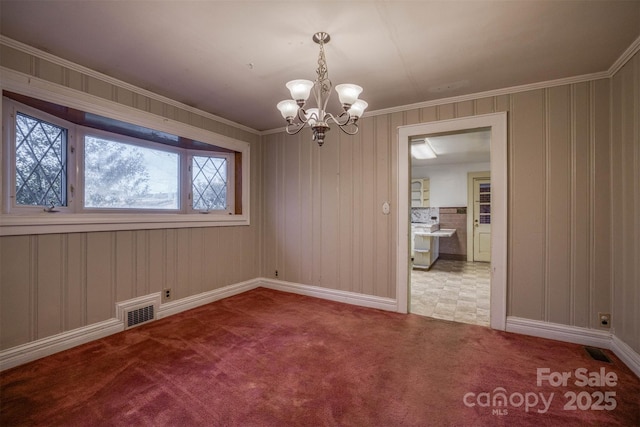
<box><xmin>414</xmin><ymin>228</ymin><xmax>456</xmax><ymax>238</ymax></box>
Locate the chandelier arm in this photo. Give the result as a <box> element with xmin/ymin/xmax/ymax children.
<box><xmin>325</xmin><ymin>111</ymin><xmax>352</xmax><ymax>127</ymax></box>
<box><xmin>285</xmin><ymin>123</ymin><xmax>306</xmax><ymax>136</ymax></box>
<box><xmin>335</xmin><ymin>123</ymin><xmax>359</xmax><ymax>136</ymax></box>
<box><xmin>296</xmin><ymin>107</ymin><xmax>310</xmax><ymax>124</ymax></box>
<box><xmin>325</xmin><ymin>113</ymin><xmax>359</xmax><ymax>136</ymax></box>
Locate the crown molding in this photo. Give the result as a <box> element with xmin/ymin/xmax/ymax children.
<box><xmin>3</xmin><ymin>32</ymin><xmax>638</xmax><ymax>139</ymax></box>
<box><xmin>0</xmin><ymin>36</ymin><xmax>260</xmax><ymax>136</ymax></box>
<box><xmin>364</xmin><ymin>71</ymin><xmax>610</xmax><ymax>120</ymax></box>
<box><xmin>263</xmin><ymin>34</ymin><xmax>640</xmax><ymax>135</ymax></box>
<box><xmin>608</xmin><ymin>34</ymin><xmax>640</xmax><ymax>76</ymax></box>
<box><xmin>261</xmin><ymin>70</ymin><xmax>609</xmax><ymax>135</ymax></box>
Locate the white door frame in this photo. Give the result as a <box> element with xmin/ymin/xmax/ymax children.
<box><xmin>396</xmin><ymin>112</ymin><xmax>507</xmax><ymax>331</ymax></box>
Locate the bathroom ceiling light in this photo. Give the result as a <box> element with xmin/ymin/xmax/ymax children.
<box><xmin>411</xmin><ymin>138</ymin><xmax>437</xmax><ymax>159</ymax></box>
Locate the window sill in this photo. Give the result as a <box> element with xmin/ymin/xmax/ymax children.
<box><xmin>0</xmin><ymin>213</ymin><xmax>250</xmax><ymax>236</ymax></box>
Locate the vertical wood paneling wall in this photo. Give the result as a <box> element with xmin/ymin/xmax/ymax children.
<box><xmin>0</xmin><ymin>226</ymin><xmax>261</xmax><ymax>349</ymax></box>
<box><xmin>0</xmin><ymin>41</ymin><xmax>263</xmax><ymax>351</ymax></box>
<box><xmin>2</xmin><ymin>38</ymin><xmax>638</xmax><ymax>358</ymax></box>
<box><xmin>611</xmin><ymin>51</ymin><xmax>640</xmax><ymax>354</ymax></box>
<box><xmin>262</xmin><ymin>80</ymin><xmax>614</xmax><ymax>331</ymax></box>
<box><xmin>262</xmin><ymin>116</ymin><xmax>397</xmax><ymax>299</ymax></box>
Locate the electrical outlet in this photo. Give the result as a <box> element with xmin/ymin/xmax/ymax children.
<box><xmin>275</xmin><ymin>270</ymin><xmax>279</xmax><ymax>278</ymax></box>
<box><xmin>163</xmin><ymin>288</ymin><xmax>172</xmax><ymax>301</ymax></box>
<box><xmin>598</xmin><ymin>312</ymin><xmax>610</xmax><ymax>328</ymax></box>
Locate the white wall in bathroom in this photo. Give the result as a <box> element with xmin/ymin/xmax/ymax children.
<box><xmin>412</xmin><ymin>162</ymin><xmax>490</xmax><ymax>207</ymax></box>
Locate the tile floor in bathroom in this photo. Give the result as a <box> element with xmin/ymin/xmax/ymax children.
<box><xmin>410</xmin><ymin>259</ymin><xmax>490</xmax><ymax>327</ymax></box>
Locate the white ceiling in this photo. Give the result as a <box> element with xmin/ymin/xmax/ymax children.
<box><xmin>1</xmin><ymin>1</ymin><xmax>639</xmax><ymax>132</ymax></box>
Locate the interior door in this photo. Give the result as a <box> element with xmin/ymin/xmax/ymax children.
<box><xmin>473</xmin><ymin>178</ymin><xmax>491</xmax><ymax>262</ymax></box>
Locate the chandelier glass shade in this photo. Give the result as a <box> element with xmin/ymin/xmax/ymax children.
<box><xmin>277</xmin><ymin>32</ymin><xmax>368</xmax><ymax>146</ymax></box>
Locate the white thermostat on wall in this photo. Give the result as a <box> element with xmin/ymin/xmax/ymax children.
<box><xmin>382</xmin><ymin>201</ymin><xmax>391</xmax><ymax>215</ymax></box>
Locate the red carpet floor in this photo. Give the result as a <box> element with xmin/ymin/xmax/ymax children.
<box><xmin>1</xmin><ymin>288</ymin><xmax>639</xmax><ymax>426</ymax></box>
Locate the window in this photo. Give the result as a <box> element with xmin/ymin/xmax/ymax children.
<box><xmin>3</xmin><ymin>97</ymin><xmax>235</xmax><ymax>216</ymax></box>
<box><xmin>83</xmin><ymin>135</ymin><xmax>180</xmax><ymax>211</ymax></box>
<box><xmin>15</xmin><ymin>112</ymin><xmax>68</xmax><ymax>208</ymax></box>
<box><xmin>191</xmin><ymin>155</ymin><xmax>228</xmax><ymax>211</ymax></box>
<box><xmin>478</xmin><ymin>182</ymin><xmax>491</xmax><ymax>224</ymax></box>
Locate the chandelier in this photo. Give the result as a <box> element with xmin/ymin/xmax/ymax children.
<box><xmin>277</xmin><ymin>32</ymin><xmax>368</xmax><ymax>147</ymax></box>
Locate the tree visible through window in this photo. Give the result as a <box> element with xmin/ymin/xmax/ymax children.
<box><xmin>84</xmin><ymin>136</ymin><xmax>179</xmax><ymax>210</ymax></box>
<box><xmin>15</xmin><ymin>113</ymin><xmax>67</xmax><ymax>206</ymax></box>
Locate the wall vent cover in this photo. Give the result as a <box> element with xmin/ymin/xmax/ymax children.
<box><xmin>116</xmin><ymin>293</ymin><xmax>161</xmax><ymax>330</ymax></box>
<box><xmin>126</xmin><ymin>305</ymin><xmax>154</xmax><ymax>329</ymax></box>
<box><xmin>585</xmin><ymin>346</ymin><xmax>612</xmax><ymax>363</ymax></box>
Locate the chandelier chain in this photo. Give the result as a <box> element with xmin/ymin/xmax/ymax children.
<box><xmin>316</xmin><ymin>41</ymin><xmax>330</xmax><ymax>96</ymax></box>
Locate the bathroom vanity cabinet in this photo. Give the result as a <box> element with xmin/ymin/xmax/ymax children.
<box><xmin>412</xmin><ymin>228</ymin><xmax>457</xmax><ymax>270</ymax></box>
<box><xmin>413</xmin><ymin>233</ymin><xmax>439</xmax><ymax>269</ymax></box>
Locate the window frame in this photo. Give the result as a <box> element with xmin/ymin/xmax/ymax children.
<box><xmin>4</xmin><ymin>102</ymin><xmax>77</xmax><ymax>215</ymax></box>
<box><xmin>4</xmin><ymin>98</ymin><xmax>238</xmax><ymax>216</ymax></box>
<box><xmin>187</xmin><ymin>150</ymin><xmax>235</xmax><ymax>215</ymax></box>
<box><xmin>78</xmin><ymin>128</ymin><xmax>186</xmax><ymax>214</ymax></box>
<box><xmin>0</xmin><ymin>74</ymin><xmax>251</xmax><ymax>236</ymax></box>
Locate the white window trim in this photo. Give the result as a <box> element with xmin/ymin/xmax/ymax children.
<box><xmin>78</xmin><ymin>128</ymin><xmax>184</xmax><ymax>214</ymax></box>
<box><xmin>187</xmin><ymin>150</ymin><xmax>235</xmax><ymax>215</ymax></box>
<box><xmin>0</xmin><ymin>67</ymin><xmax>250</xmax><ymax>236</ymax></box>
<box><xmin>3</xmin><ymin>101</ymin><xmax>76</xmax><ymax>215</ymax></box>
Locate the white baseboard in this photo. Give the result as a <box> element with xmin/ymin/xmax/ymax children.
<box><xmin>158</xmin><ymin>279</ymin><xmax>260</xmax><ymax>319</ymax></box>
<box><xmin>506</xmin><ymin>316</ymin><xmax>612</xmax><ymax>348</ymax></box>
<box><xmin>258</xmin><ymin>278</ymin><xmax>398</xmax><ymax>312</ymax></box>
<box><xmin>610</xmin><ymin>334</ymin><xmax>640</xmax><ymax>379</ymax></box>
<box><xmin>0</xmin><ymin>318</ymin><xmax>123</xmax><ymax>371</ymax></box>
<box><xmin>0</xmin><ymin>282</ymin><xmax>260</xmax><ymax>372</ymax></box>
<box><xmin>158</xmin><ymin>278</ymin><xmax>398</xmax><ymax>318</ymax></box>
<box><xmin>4</xmin><ymin>284</ymin><xmax>638</xmax><ymax>379</ymax></box>
<box><xmin>0</xmin><ymin>278</ymin><xmax>394</xmax><ymax>371</ymax></box>
<box><xmin>506</xmin><ymin>316</ymin><xmax>640</xmax><ymax>379</ymax></box>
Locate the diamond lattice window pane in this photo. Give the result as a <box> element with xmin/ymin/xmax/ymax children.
<box><xmin>15</xmin><ymin>113</ymin><xmax>67</xmax><ymax>206</ymax></box>
<box><xmin>192</xmin><ymin>156</ymin><xmax>228</xmax><ymax>210</ymax></box>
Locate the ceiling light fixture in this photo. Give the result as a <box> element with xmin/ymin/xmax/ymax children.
<box><xmin>411</xmin><ymin>138</ymin><xmax>437</xmax><ymax>159</ymax></box>
<box><xmin>277</xmin><ymin>32</ymin><xmax>368</xmax><ymax>147</ymax></box>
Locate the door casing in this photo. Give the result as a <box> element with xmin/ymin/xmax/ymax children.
<box><xmin>396</xmin><ymin>112</ymin><xmax>507</xmax><ymax>331</ymax></box>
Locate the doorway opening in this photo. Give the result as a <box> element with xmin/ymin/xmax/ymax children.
<box><xmin>396</xmin><ymin>112</ymin><xmax>507</xmax><ymax>331</ymax></box>
<box><xmin>410</xmin><ymin>130</ymin><xmax>491</xmax><ymax>327</ymax></box>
